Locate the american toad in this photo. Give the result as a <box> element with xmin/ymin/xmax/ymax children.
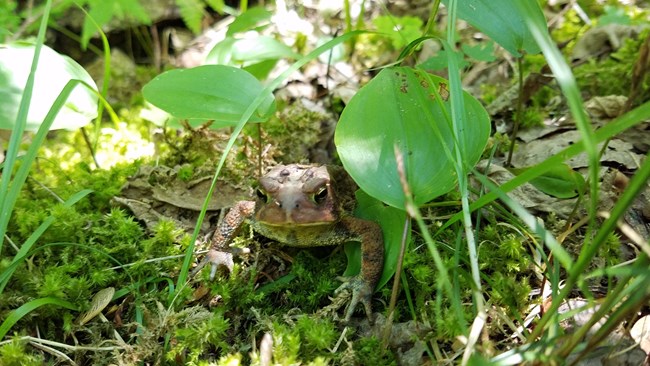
<box><xmin>193</xmin><ymin>164</ymin><xmax>384</xmax><ymax>322</ymax></box>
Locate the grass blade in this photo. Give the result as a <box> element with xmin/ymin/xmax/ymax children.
<box><xmin>0</xmin><ymin>0</ymin><xmax>53</xmax><ymax>256</ymax></box>
<box><xmin>0</xmin><ymin>297</ymin><xmax>78</xmax><ymax>339</ymax></box>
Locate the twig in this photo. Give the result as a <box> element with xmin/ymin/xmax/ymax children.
<box><xmin>0</xmin><ymin>336</ymin><xmax>127</xmax><ymax>352</ymax></box>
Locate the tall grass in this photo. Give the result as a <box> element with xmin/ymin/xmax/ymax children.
<box><xmin>0</xmin><ymin>0</ymin><xmax>106</xmax><ymax>339</ymax></box>
<box><xmin>406</xmin><ymin>0</ymin><xmax>650</xmax><ymax>364</ymax></box>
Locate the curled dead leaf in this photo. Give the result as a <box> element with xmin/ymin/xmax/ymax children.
<box><xmin>77</xmin><ymin>287</ymin><xmax>115</xmax><ymax>325</ymax></box>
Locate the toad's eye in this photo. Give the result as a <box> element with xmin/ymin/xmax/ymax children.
<box><xmin>256</xmin><ymin>189</ymin><xmax>269</xmax><ymax>203</ymax></box>
<box><xmin>314</xmin><ymin>186</ymin><xmax>328</xmax><ymax>204</ymax></box>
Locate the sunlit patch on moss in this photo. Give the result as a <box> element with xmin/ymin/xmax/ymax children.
<box><xmin>41</xmin><ymin>121</ymin><xmax>154</xmax><ymax>171</ymax></box>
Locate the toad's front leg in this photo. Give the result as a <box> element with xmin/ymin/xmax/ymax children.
<box><xmin>191</xmin><ymin>201</ymin><xmax>256</xmax><ymax>279</ymax></box>
<box><xmin>335</xmin><ymin>216</ymin><xmax>384</xmax><ymax>322</ymax></box>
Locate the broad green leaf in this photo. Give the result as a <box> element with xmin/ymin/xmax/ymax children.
<box><xmin>243</xmin><ymin>59</ymin><xmax>279</xmax><ymax>81</ymax></box>
<box><xmin>343</xmin><ymin>243</ymin><xmax>361</xmax><ymax>281</ymax></box>
<box><xmin>335</xmin><ymin>66</ymin><xmax>490</xmax><ymax>209</ymax></box>
<box><xmin>226</xmin><ymin>7</ymin><xmax>272</xmax><ymax>36</ymax></box>
<box><xmin>231</xmin><ymin>36</ymin><xmax>300</xmax><ymax>62</ymax></box>
<box><xmin>0</xmin><ymin>43</ymin><xmax>98</xmax><ymax>131</ymax></box>
<box><xmin>418</xmin><ymin>49</ymin><xmax>469</xmax><ymax>72</ymax></box>
<box><xmin>462</xmin><ymin>41</ymin><xmax>496</xmax><ymax>62</ymax></box>
<box><xmin>205</xmin><ymin>36</ymin><xmax>298</xmax><ymax>79</ymax></box>
<box><xmin>513</xmin><ymin>163</ymin><xmax>586</xmax><ymax>199</ymax></box>
<box><xmin>206</xmin><ymin>36</ymin><xmax>299</xmax><ymax>66</ymax></box>
<box><xmin>142</xmin><ymin>65</ymin><xmax>276</xmax><ymax>128</ymax></box>
<box><xmin>442</xmin><ymin>0</ymin><xmax>544</xmax><ymax>56</ymax></box>
<box><xmin>204</xmin><ymin>37</ymin><xmax>237</xmax><ymax>65</ymax></box>
<box><xmin>373</xmin><ymin>15</ymin><xmax>423</xmax><ymax>49</ymax></box>
<box><xmin>343</xmin><ymin>190</ymin><xmax>408</xmax><ymax>290</ymax></box>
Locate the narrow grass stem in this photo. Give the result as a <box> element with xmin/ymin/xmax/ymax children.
<box><xmin>383</xmin><ymin>216</ymin><xmax>411</xmax><ymax>347</ymax></box>
<box><xmin>423</xmin><ymin>0</ymin><xmax>441</xmax><ymax>36</ymax></box>
<box><xmin>395</xmin><ymin>145</ymin><xmax>462</xmax><ymax>329</ymax></box>
<box><xmin>446</xmin><ymin>0</ymin><xmax>484</xmax><ymax>313</ymax></box>
<box><xmin>519</xmin><ymin>0</ymin><xmax>600</xmax><ymax>232</ymax></box>
<box><xmin>80</xmin><ymin>126</ymin><xmax>100</xmax><ymax>169</ymax></box>
<box><xmin>413</xmin><ymin>211</ymin><xmax>463</xmax><ymax>328</ymax></box>
<box><xmin>560</xmin><ymin>261</ymin><xmax>643</xmax><ymax>359</ymax></box>
<box><xmin>571</xmin><ymin>264</ymin><xmax>650</xmax><ymax>364</ymax></box>
<box><xmin>344</xmin><ymin>0</ymin><xmax>352</xmax><ymax>34</ymax></box>
<box><xmin>438</xmin><ymin>100</ymin><xmax>650</xmax><ymax>233</ymax></box>
<box><xmin>506</xmin><ymin>56</ymin><xmax>524</xmax><ymax>166</ymax></box>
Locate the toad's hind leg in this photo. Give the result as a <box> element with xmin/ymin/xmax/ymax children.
<box><xmin>335</xmin><ymin>216</ymin><xmax>384</xmax><ymax>322</ymax></box>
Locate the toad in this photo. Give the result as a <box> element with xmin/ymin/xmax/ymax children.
<box><xmin>192</xmin><ymin>164</ymin><xmax>384</xmax><ymax>322</ymax></box>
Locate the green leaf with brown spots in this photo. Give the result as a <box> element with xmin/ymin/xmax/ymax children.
<box><xmin>335</xmin><ymin>66</ymin><xmax>490</xmax><ymax>209</ymax></box>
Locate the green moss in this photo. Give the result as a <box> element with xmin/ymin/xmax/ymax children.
<box><xmin>550</xmin><ymin>9</ymin><xmax>585</xmax><ymax>45</ymax></box>
<box><xmin>141</xmin><ymin>219</ymin><xmax>186</xmax><ymax>259</ymax></box>
<box><xmin>397</xmin><ymin>216</ymin><xmax>540</xmax><ymax>343</ymax></box>
<box><xmin>177</xmin><ymin>164</ymin><xmax>195</xmax><ymax>181</ymax></box>
<box><xmin>488</xmin><ymin>272</ymin><xmax>532</xmax><ymax>316</ymax></box>
<box><xmin>94</xmin><ymin>209</ymin><xmax>144</xmax><ymax>249</ymax></box>
<box><xmin>574</xmin><ymin>28</ymin><xmax>649</xmax><ymax>102</ymax></box>
<box><xmin>296</xmin><ymin>316</ymin><xmax>338</xmax><ymax>354</ymax></box>
<box><xmin>168</xmin><ymin>308</ymin><xmax>231</xmax><ymax>363</ymax></box>
<box><xmin>266</xmin><ymin>321</ymin><xmax>302</xmax><ymax>364</ymax></box>
<box><xmin>0</xmin><ymin>338</ymin><xmax>44</xmax><ymax>366</ymax></box>
<box><xmin>259</xmin><ymin>102</ymin><xmax>329</xmax><ymax>164</ymax></box>
<box><xmin>596</xmin><ymin>232</ymin><xmax>622</xmax><ymax>268</ymax></box>
<box><xmin>284</xmin><ymin>251</ymin><xmax>343</xmax><ymax>311</ymax></box>
<box><xmin>253</xmin><ymin>317</ymin><xmax>338</xmax><ymax>364</ymax></box>
<box><xmin>1</xmin><ymin>141</ymin><xmax>181</xmax><ymax>363</ymax></box>
<box><xmin>354</xmin><ymin>337</ymin><xmax>397</xmax><ymax>365</ymax></box>
<box><xmin>206</xmin><ymin>264</ymin><xmax>266</xmax><ymax>315</ymax></box>
<box><xmin>520</xmin><ymin>107</ymin><xmax>544</xmax><ymax>129</ymax></box>
<box><xmin>216</xmin><ymin>353</ymin><xmax>244</xmax><ymax>365</ymax></box>
<box><xmin>479</xmin><ymin>83</ymin><xmax>499</xmax><ymax>105</ymax></box>
<box><xmin>486</xmin><ymin>132</ymin><xmax>512</xmax><ymax>157</ymax></box>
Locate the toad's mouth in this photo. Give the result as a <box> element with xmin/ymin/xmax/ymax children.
<box><xmin>255</xmin><ymin>205</ymin><xmax>338</xmax><ymax>225</ymax></box>
<box><xmin>256</xmin><ymin>220</ymin><xmax>335</xmax><ymax>227</ymax></box>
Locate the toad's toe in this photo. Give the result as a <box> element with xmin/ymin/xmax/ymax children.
<box><xmin>335</xmin><ymin>276</ymin><xmax>374</xmax><ymax>323</ymax></box>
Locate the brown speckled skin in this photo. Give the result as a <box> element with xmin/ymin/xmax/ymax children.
<box><xmin>199</xmin><ymin>164</ymin><xmax>384</xmax><ymax>322</ymax></box>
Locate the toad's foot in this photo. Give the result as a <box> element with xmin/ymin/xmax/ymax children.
<box><xmin>190</xmin><ymin>247</ymin><xmax>249</xmax><ymax>280</ymax></box>
<box><xmin>206</xmin><ymin>249</ymin><xmax>234</xmax><ymax>280</ymax></box>
<box><xmin>335</xmin><ymin>275</ymin><xmax>374</xmax><ymax>323</ymax></box>
<box><xmin>192</xmin><ymin>200</ymin><xmax>255</xmax><ymax>280</ymax></box>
